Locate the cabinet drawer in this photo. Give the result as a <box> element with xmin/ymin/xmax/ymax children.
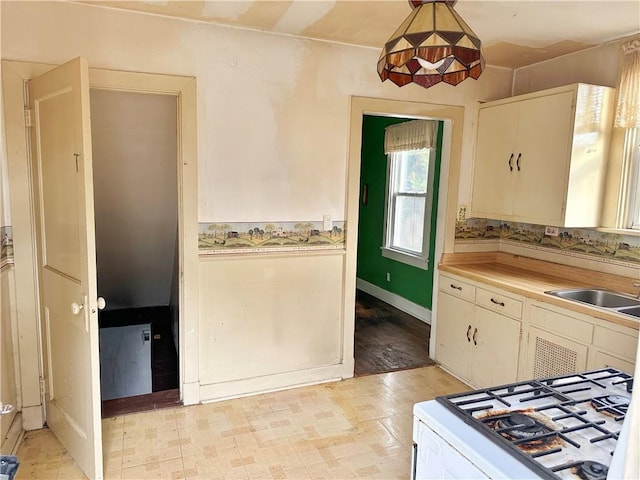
<box><xmin>592</xmin><ymin>325</ymin><xmax>639</xmax><ymax>360</ymax></box>
<box><xmin>529</xmin><ymin>305</ymin><xmax>593</xmax><ymax>344</ymax></box>
<box><xmin>475</xmin><ymin>288</ymin><xmax>522</xmax><ymax>319</ymax></box>
<box><xmin>439</xmin><ymin>275</ymin><xmax>476</xmax><ymax>302</ymax></box>
<box><xmin>590</xmin><ymin>350</ymin><xmax>635</xmax><ymax>374</ymax></box>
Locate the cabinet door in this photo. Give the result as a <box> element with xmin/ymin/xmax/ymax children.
<box><xmin>511</xmin><ymin>91</ymin><xmax>574</xmax><ymax>224</ymax></box>
<box><xmin>470</xmin><ymin>306</ymin><xmax>520</xmax><ymax>387</ymax></box>
<box><xmin>435</xmin><ymin>291</ymin><xmax>473</xmax><ymax>381</ymax></box>
<box><xmin>470</xmin><ymin>102</ymin><xmax>520</xmax><ymax>219</ymax></box>
<box><xmin>525</xmin><ymin>326</ymin><xmax>588</xmax><ymax>379</ymax></box>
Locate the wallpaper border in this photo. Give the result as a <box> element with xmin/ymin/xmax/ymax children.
<box><xmin>1</xmin><ymin>226</ymin><xmax>13</xmax><ymax>267</ymax></box>
<box><xmin>198</xmin><ymin>220</ymin><xmax>346</xmax><ymax>255</ymax></box>
<box><xmin>455</xmin><ymin>219</ymin><xmax>640</xmax><ymax>266</ymax></box>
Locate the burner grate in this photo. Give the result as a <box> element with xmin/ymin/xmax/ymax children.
<box><xmin>435</xmin><ymin>367</ymin><xmax>632</xmax><ymax>479</ymax></box>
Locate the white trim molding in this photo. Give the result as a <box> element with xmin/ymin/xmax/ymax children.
<box><xmin>356</xmin><ymin>278</ymin><xmax>432</xmax><ymax>324</ymax></box>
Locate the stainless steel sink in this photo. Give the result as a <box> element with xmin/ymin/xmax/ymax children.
<box><xmin>545</xmin><ymin>288</ymin><xmax>640</xmax><ymax>309</ymax></box>
<box><xmin>616</xmin><ymin>305</ymin><xmax>640</xmax><ymax>318</ymax></box>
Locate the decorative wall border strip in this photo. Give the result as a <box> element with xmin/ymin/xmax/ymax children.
<box><xmin>1</xmin><ymin>226</ymin><xmax>13</xmax><ymax>264</ymax></box>
<box><xmin>198</xmin><ymin>220</ymin><xmax>346</xmax><ymax>254</ymax></box>
<box><xmin>455</xmin><ymin>219</ymin><xmax>640</xmax><ymax>266</ymax></box>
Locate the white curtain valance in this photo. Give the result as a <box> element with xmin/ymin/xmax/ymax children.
<box><xmin>615</xmin><ymin>38</ymin><xmax>640</xmax><ymax>129</ymax></box>
<box><xmin>384</xmin><ymin>119</ymin><xmax>438</xmax><ymax>154</ymax></box>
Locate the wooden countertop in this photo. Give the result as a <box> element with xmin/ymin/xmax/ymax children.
<box><xmin>439</xmin><ymin>252</ymin><xmax>640</xmax><ymax>330</ymax></box>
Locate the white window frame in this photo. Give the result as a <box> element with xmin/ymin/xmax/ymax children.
<box><xmin>381</xmin><ymin>147</ymin><xmax>437</xmax><ymax>270</ymax></box>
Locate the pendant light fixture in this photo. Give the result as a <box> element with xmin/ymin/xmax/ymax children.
<box><xmin>378</xmin><ymin>0</ymin><xmax>484</xmax><ymax>89</ymax></box>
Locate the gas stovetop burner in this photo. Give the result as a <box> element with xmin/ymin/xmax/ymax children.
<box><xmin>577</xmin><ymin>461</ymin><xmax>608</xmax><ymax>480</ymax></box>
<box><xmin>435</xmin><ymin>368</ymin><xmax>634</xmax><ymax>480</ymax></box>
<box><xmin>496</xmin><ymin>413</ymin><xmax>551</xmax><ymax>439</ymax></box>
<box><xmin>601</xmin><ymin>394</ymin><xmax>629</xmax><ymax>407</ymax></box>
<box><xmin>591</xmin><ymin>394</ymin><xmax>630</xmax><ymax>419</ymax></box>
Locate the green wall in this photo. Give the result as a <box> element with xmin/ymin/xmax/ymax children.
<box><xmin>356</xmin><ymin>115</ymin><xmax>443</xmax><ymax>309</ymax></box>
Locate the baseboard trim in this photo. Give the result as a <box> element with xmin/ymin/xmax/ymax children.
<box><xmin>1</xmin><ymin>412</ymin><xmax>23</xmax><ymax>454</ymax></box>
<box><xmin>356</xmin><ymin>278</ymin><xmax>431</xmax><ymax>324</ymax></box>
<box><xmin>199</xmin><ymin>364</ymin><xmax>343</xmax><ymax>403</ymax></box>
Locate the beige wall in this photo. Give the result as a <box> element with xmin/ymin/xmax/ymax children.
<box><xmin>1</xmin><ymin>1</ymin><xmax>514</xmax><ymax>403</ymax></box>
<box><xmin>1</xmin><ymin>1</ymin><xmax>513</xmax><ymax>223</ymax></box>
<box><xmin>513</xmin><ymin>34</ymin><xmax>639</xmax><ymax>95</ymax></box>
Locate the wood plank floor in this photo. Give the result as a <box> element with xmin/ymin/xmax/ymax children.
<box><xmin>354</xmin><ymin>289</ymin><xmax>434</xmax><ymax>376</ymax></box>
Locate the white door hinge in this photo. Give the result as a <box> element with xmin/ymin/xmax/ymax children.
<box><xmin>24</xmin><ymin>108</ymin><xmax>33</xmax><ymax>127</ymax></box>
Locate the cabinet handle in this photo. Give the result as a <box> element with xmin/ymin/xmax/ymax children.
<box><xmin>450</xmin><ymin>284</ymin><xmax>462</xmax><ymax>291</ymax></box>
<box><xmin>473</xmin><ymin>328</ymin><xmax>478</xmax><ymax>346</ymax></box>
<box><xmin>490</xmin><ymin>298</ymin><xmax>505</xmax><ymax>307</ymax></box>
<box><xmin>466</xmin><ymin>325</ymin><xmax>472</xmax><ymax>342</ymax></box>
<box><xmin>508</xmin><ymin>153</ymin><xmax>514</xmax><ymax>171</ymax></box>
<box><xmin>516</xmin><ymin>153</ymin><xmax>522</xmax><ymax>171</ymax></box>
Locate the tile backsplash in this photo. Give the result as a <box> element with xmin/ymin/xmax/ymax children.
<box><xmin>455</xmin><ymin>219</ymin><xmax>640</xmax><ymax>266</ymax></box>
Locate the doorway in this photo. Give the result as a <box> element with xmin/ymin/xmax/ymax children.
<box><xmin>90</xmin><ymin>89</ymin><xmax>181</xmax><ymax>416</ymax></box>
<box><xmin>3</xmin><ymin>59</ymin><xmax>199</xmax><ymax>479</ymax></box>
<box><xmin>344</xmin><ymin>97</ymin><xmax>464</xmax><ymax>379</ymax></box>
<box><xmin>353</xmin><ymin>114</ymin><xmax>442</xmax><ymax>376</ymax></box>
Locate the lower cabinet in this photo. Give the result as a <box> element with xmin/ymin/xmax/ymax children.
<box><xmin>471</xmin><ymin>306</ymin><xmax>520</xmax><ymax>387</ymax></box>
<box><xmin>589</xmin><ymin>322</ymin><xmax>638</xmax><ymax>374</ymax></box>
<box><xmin>436</xmin><ymin>274</ymin><xmax>522</xmax><ymax>388</ymax></box>
<box><xmin>524</xmin><ymin>302</ymin><xmax>591</xmax><ymax>378</ymax></box>
<box><xmin>523</xmin><ymin>300</ymin><xmax>638</xmax><ymax>377</ymax></box>
<box><xmin>525</xmin><ymin>326</ymin><xmax>589</xmax><ymax>379</ymax></box>
<box><xmin>436</xmin><ymin>273</ymin><xmax>639</xmax><ymax>386</ymax></box>
<box><xmin>436</xmin><ymin>290</ymin><xmax>474</xmax><ymax>382</ymax></box>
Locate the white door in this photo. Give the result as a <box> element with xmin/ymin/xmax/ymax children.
<box><xmin>29</xmin><ymin>57</ymin><xmax>103</xmax><ymax>479</ymax></box>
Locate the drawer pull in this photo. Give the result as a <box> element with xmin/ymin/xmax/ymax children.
<box><xmin>466</xmin><ymin>325</ymin><xmax>472</xmax><ymax>342</ymax></box>
<box><xmin>473</xmin><ymin>328</ymin><xmax>478</xmax><ymax>346</ymax></box>
<box><xmin>450</xmin><ymin>284</ymin><xmax>463</xmax><ymax>291</ymax></box>
<box><xmin>490</xmin><ymin>298</ymin><xmax>505</xmax><ymax>307</ymax></box>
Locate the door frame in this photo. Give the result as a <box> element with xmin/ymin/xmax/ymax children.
<box><xmin>2</xmin><ymin>60</ymin><xmax>200</xmax><ymax>430</ymax></box>
<box><xmin>343</xmin><ymin>97</ymin><xmax>464</xmax><ymax>376</ymax></box>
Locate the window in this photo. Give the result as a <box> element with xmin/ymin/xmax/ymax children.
<box><xmin>614</xmin><ymin>38</ymin><xmax>640</xmax><ymax>230</ymax></box>
<box><xmin>381</xmin><ymin>120</ymin><xmax>438</xmax><ymax>269</ymax></box>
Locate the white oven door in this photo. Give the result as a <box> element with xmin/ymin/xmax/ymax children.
<box><xmin>415</xmin><ymin>419</ymin><xmax>488</xmax><ymax>480</ymax></box>
<box><xmin>412</xmin><ymin>400</ymin><xmax>541</xmax><ymax>480</ymax></box>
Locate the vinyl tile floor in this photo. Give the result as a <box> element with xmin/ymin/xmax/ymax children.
<box><xmin>14</xmin><ymin>366</ymin><xmax>469</xmax><ymax>480</ymax></box>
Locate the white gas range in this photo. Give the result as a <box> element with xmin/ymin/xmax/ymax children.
<box><xmin>412</xmin><ymin>368</ymin><xmax>633</xmax><ymax>479</ymax></box>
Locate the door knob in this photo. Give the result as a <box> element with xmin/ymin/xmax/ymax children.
<box><xmin>97</xmin><ymin>297</ymin><xmax>106</xmax><ymax>310</ymax></box>
<box><xmin>71</xmin><ymin>302</ymin><xmax>84</xmax><ymax>315</ymax></box>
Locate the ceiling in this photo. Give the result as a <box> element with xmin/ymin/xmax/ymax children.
<box><xmin>78</xmin><ymin>0</ymin><xmax>640</xmax><ymax>69</ymax></box>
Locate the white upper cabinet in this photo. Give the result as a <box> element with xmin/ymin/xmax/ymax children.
<box><xmin>470</xmin><ymin>83</ymin><xmax>615</xmax><ymax>227</ymax></box>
